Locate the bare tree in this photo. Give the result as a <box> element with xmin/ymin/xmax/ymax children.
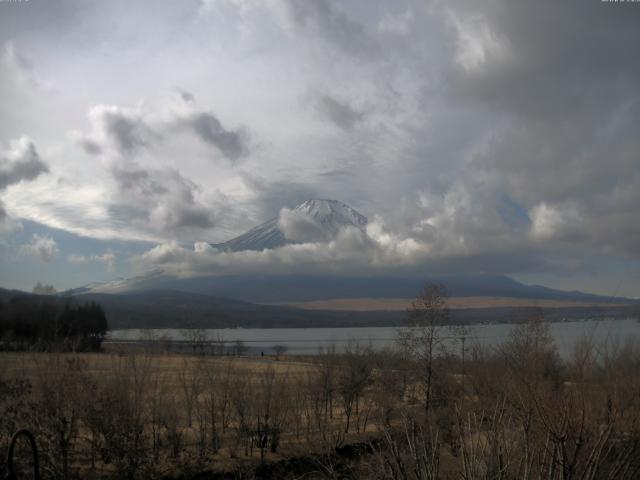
<box><xmin>201</xmin><ymin>358</ymin><xmax>235</xmax><ymax>453</ymax></box>
<box><xmin>234</xmin><ymin>339</ymin><xmax>248</xmax><ymax>357</ymax></box>
<box><xmin>273</xmin><ymin>344</ymin><xmax>288</xmax><ymax>359</ymax></box>
<box><xmin>178</xmin><ymin>357</ymin><xmax>202</xmax><ymax>428</ymax></box>
<box><xmin>254</xmin><ymin>366</ymin><xmax>290</xmax><ymax>461</ymax></box>
<box><xmin>397</xmin><ymin>282</ymin><xmax>450</xmax><ymax>418</ymax></box>
<box><xmin>212</xmin><ymin>331</ymin><xmax>226</xmax><ymax>356</ymax></box>
<box><xmin>183</xmin><ymin>327</ymin><xmax>209</xmax><ymax>355</ymax></box>
<box><xmin>31</xmin><ymin>355</ymin><xmax>85</xmax><ymax>479</ymax></box>
<box><xmin>337</xmin><ymin>343</ymin><xmax>373</xmax><ymax>433</ymax></box>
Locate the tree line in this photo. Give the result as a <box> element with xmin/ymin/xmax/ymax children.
<box><xmin>0</xmin><ymin>293</ymin><xmax>108</xmax><ymax>351</ymax></box>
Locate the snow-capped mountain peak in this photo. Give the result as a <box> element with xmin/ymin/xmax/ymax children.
<box><xmin>213</xmin><ymin>199</ymin><xmax>368</xmax><ymax>252</ymax></box>
<box><xmin>292</xmin><ymin>199</ymin><xmax>368</xmax><ymax>235</ymax></box>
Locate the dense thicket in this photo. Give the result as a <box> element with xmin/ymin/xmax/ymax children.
<box><xmin>3</xmin><ymin>320</ymin><xmax>640</xmax><ymax>479</ymax></box>
<box><xmin>0</xmin><ymin>295</ymin><xmax>107</xmax><ymax>351</ymax></box>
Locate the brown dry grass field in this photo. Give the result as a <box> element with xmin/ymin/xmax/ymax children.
<box><xmin>0</xmin><ymin>351</ymin><xmax>313</xmax><ymax>381</ymax></box>
<box><xmin>0</xmin><ymin>349</ymin><xmax>398</xmax><ymax>478</ymax></box>
<box><xmin>4</xmin><ymin>320</ymin><xmax>640</xmax><ymax>479</ymax></box>
<box><xmin>274</xmin><ymin>296</ymin><xmax>630</xmax><ymax>311</ymax></box>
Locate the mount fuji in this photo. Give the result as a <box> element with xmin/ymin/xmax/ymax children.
<box><xmin>211</xmin><ymin>199</ymin><xmax>368</xmax><ymax>252</ymax></box>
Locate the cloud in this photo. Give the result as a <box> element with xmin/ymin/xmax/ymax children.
<box><xmin>2</xmin><ymin>40</ymin><xmax>56</xmax><ymax>92</ymax></box>
<box><xmin>315</xmin><ymin>94</ymin><xmax>365</xmax><ymax>130</ymax></box>
<box><xmin>3</xmin><ymin>1</ymin><xmax>640</xmax><ymax>293</ymax></box>
<box><xmin>183</xmin><ymin>112</ymin><xmax>250</xmax><ymax>161</ymax></box>
<box><xmin>0</xmin><ymin>137</ymin><xmax>49</xmax><ymax>234</ymax></box>
<box><xmin>21</xmin><ymin>234</ymin><xmax>58</xmax><ymax>263</ymax></box>
<box><xmin>133</xmin><ymin>206</ymin><xmax>583</xmax><ymax>280</ymax></box>
<box><xmin>84</xmin><ymin>105</ymin><xmax>157</xmax><ymax>155</ymax></box>
<box><xmin>68</xmin><ymin>252</ymin><xmax>116</xmax><ymax>271</ymax></box>
<box><xmin>428</xmin><ymin>1</ymin><xmax>640</xmax><ymax>260</ymax></box>
<box><xmin>0</xmin><ymin>204</ymin><xmax>22</xmax><ymax>236</ymax></box>
<box><xmin>3</xmin><ymin>41</ymin><xmax>32</xmax><ymax>72</ymax></box>
<box><xmin>108</xmin><ymin>164</ymin><xmax>218</xmax><ymax>234</ymax></box>
<box><xmin>79</xmin><ymin>138</ymin><xmax>103</xmax><ymax>155</ymax></box>
<box><xmin>177</xmin><ymin>88</ymin><xmax>195</xmax><ymax>103</ymax></box>
<box><xmin>67</xmin><ymin>254</ymin><xmax>88</xmax><ymax>264</ymax></box>
<box><xmin>270</xmin><ymin>0</ymin><xmax>377</xmax><ymax>58</ymax></box>
<box><xmin>132</xmin><ymin>211</ymin><xmax>510</xmax><ymax>278</ymax></box>
<box><xmin>378</xmin><ymin>8</ymin><xmax>413</xmax><ymax>35</ymax></box>
<box><xmin>61</xmin><ymin>94</ymin><xmax>252</xmax><ymax>240</ymax></box>
<box><xmin>277</xmin><ymin>207</ymin><xmax>330</xmax><ymax>243</ymax></box>
<box><xmin>136</xmin><ymin>212</ymin><xmax>549</xmax><ymax>280</ymax></box>
<box><xmin>83</xmin><ymin>98</ymin><xmax>251</xmax><ymax>161</ymax></box>
<box><xmin>0</xmin><ymin>137</ymin><xmax>49</xmax><ymax>190</ymax></box>
<box><xmin>529</xmin><ymin>203</ymin><xmax>578</xmax><ymax>242</ymax></box>
<box><xmin>443</xmin><ymin>9</ymin><xmax>511</xmax><ymax>72</ymax></box>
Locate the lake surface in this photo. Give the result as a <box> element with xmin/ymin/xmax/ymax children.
<box><xmin>107</xmin><ymin>318</ymin><xmax>640</xmax><ymax>357</ymax></box>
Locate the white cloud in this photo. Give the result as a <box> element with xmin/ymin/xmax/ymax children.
<box><xmin>21</xmin><ymin>234</ymin><xmax>58</xmax><ymax>263</ymax></box>
<box><xmin>529</xmin><ymin>203</ymin><xmax>567</xmax><ymax>241</ymax></box>
<box><xmin>443</xmin><ymin>9</ymin><xmax>510</xmax><ymax>71</ymax></box>
<box><xmin>68</xmin><ymin>254</ymin><xmax>88</xmax><ymax>264</ymax></box>
<box><xmin>0</xmin><ymin>136</ymin><xmax>49</xmax><ymax>190</ymax></box>
<box><xmin>277</xmin><ymin>207</ymin><xmax>329</xmax><ymax>243</ymax></box>
<box><xmin>2</xmin><ymin>41</ymin><xmax>56</xmax><ymax>92</ymax></box>
<box><xmin>68</xmin><ymin>252</ymin><xmax>116</xmax><ymax>271</ymax></box>
<box><xmin>135</xmin><ymin>217</ymin><xmax>441</xmax><ymax>278</ymax></box>
<box><xmin>0</xmin><ymin>137</ymin><xmax>49</xmax><ymax>236</ymax></box>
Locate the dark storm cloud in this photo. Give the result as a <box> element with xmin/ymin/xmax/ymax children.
<box><xmin>315</xmin><ymin>94</ymin><xmax>365</xmax><ymax>130</ymax></box>
<box><xmin>86</xmin><ymin>102</ymin><xmax>250</xmax><ymax>162</ymax></box>
<box><xmin>169</xmin><ymin>206</ymin><xmax>215</xmax><ymax>229</ymax></box>
<box><xmin>178</xmin><ymin>89</ymin><xmax>195</xmax><ymax>103</ymax></box>
<box><xmin>79</xmin><ymin>138</ymin><xmax>103</xmax><ymax>155</ymax></box>
<box><xmin>241</xmin><ymin>173</ymin><xmax>324</xmax><ymax>221</ymax></box>
<box><xmin>431</xmin><ymin>0</ymin><xmax>640</xmax><ymax>259</ymax></box>
<box><xmin>70</xmin><ymin>93</ymin><xmax>254</xmax><ymax>240</ymax></box>
<box><xmin>111</xmin><ymin>166</ymin><xmax>169</xmax><ymax>197</ymax></box>
<box><xmin>185</xmin><ymin>112</ymin><xmax>250</xmax><ymax>161</ymax></box>
<box><xmin>96</xmin><ymin>107</ymin><xmax>157</xmax><ymax>155</ymax></box>
<box><xmin>0</xmin><ymin>137</ymin><xmax>48</xmax><ymax>190</ymax></box>
<box><xmin>445</xmin><ymin>1</ymin><xmax>640</xmax><ymax>120</ymax></box>
<box><xmin>108</xmin><ymin>163</ymin><xmax>216</xmax><ymax>231</ymax></box>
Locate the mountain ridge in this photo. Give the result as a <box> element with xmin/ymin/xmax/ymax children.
<box><xmin>67</xmin><ymin>273</ymin><xmax>632</xmax><ymax>304</ymax></box>
<box><xmin>2</xmin><ymin>286</ymin><xmax>635</xmax><ymax>331</ymax></box>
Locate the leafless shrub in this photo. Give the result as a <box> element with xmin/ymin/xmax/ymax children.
<box><xmin>369</xmin><ymin>412</ymin><xmax>441</xmax><ymax>480</ymax></box>
<box><xmin>337</xmin><ymin>343</ymin><xmax>373</xmax><ymax>434</ymax></box>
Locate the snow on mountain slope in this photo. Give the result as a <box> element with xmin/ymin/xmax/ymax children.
<box><xmin>212</xmin><ymin>199</ymin><xmax>368</xmax><ymax>252</ymax></box>
<box><xmin>292</xmin><ymin>199</ymin><xmax>368</xmax><ymax>236</ymax></box>
<box><xmin>65</xmin><ymin>269</ymin><xmax>168</xmax><ymax>295</ymax></box>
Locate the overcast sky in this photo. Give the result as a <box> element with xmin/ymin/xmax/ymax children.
<box><xmin>1</xmin><ymin>0</ymin><xmax>639</xmax><ymax>296</ymax></box>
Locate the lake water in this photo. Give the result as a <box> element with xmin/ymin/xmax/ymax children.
<box><xmin>107</xmin><ymin>317</ymin><xmax>640</xmax><ymax>357</ymax></box>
